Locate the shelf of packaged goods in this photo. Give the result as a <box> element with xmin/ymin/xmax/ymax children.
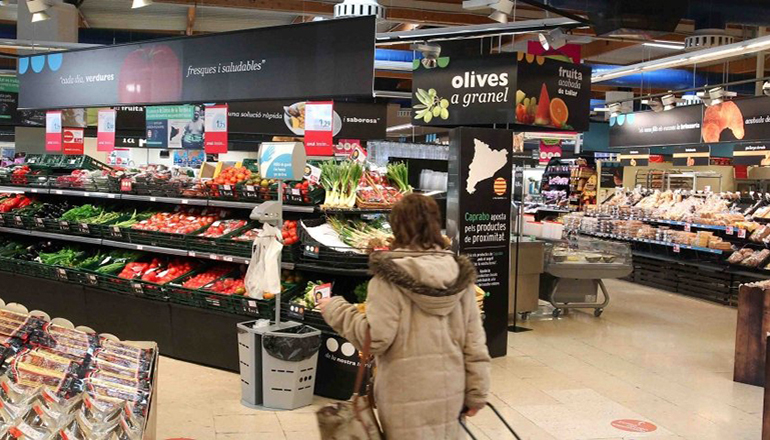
<box><xmin>581</xmin><ymin>231</ymin><xmax>724</xmax><ymax>255</ymax></box>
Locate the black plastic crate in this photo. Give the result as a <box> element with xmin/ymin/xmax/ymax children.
<box><xmin>296</xmin><ymin>218</ymin><xmax>371</xmax><ymax>269</ymax></box>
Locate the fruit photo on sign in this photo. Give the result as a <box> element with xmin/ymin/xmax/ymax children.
<box><xmin>118</xmin><ymin>45</ymin><xmax>182</xmax><ymax>104</ymax></box>
<box><xmin>413</xmin><ymin>88</ymin><xmax>450</xmax><ymax>123</ymax></box>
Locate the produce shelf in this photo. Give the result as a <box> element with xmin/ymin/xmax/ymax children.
<box><xmin>0</xmin><ymin>186</ymin><xmax>315</xmax><ymax>212</ymax></box>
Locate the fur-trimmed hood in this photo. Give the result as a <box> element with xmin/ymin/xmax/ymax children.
<box><xmin>369</xmin><ymin>250</ymin><xmax>477</xmax><ymax>316</ymax></box>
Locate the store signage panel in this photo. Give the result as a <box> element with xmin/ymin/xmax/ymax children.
<box><xmin>204</xmin><ymin>104</ymin><xmax>228</xmax><ymax>154</ymax></box>
<box><xmin>0</xmin><ymin>76</ymin><xmax>18</xmax><ymax>125</ymax></box>
<box><xmin>259</xmin><ymin>142</ymin><xmax>307</xmax><ymax>180</ymax></box>
<box><xmin>734</xmin><ymin>143</ymin><xmax>770</xmax><ymax>166</ymax></box>
<box><xmin>304</xmin><ymin>101</ymin><xmax>334</xmax><ymax>156</ymax></box>
<box><xmin>618</xmin><ymin>148</ymin><xmax>650</xmax><ymax>166</ymax></box>
<box><xmin>63</xmin><ymin>127</ymin><xmax>84</xmax><ymax>155</ymax></box>
<box><xmin>609</xmin><ymin>105</ymin><xmax>703</xmax><ymax>148</ymax></box>
<box><xmin>446</xmin><ymin>127</ymin><xmax>512</xmax><ymax>358</ymax></box>
<box><xmin>672</xmin><ymin>145</ymin><xmax>710</xmax><ymax>166</ymax></box>
<box><xmin>146</xmin><ymin>105</ymin><xmax>202</xmax><ymax>149</ymax></box>
<box><xmin>227</xmin><ymin>101</ymin><xmax>386</xmax><ymax>140</ymax></box>
<box><xmin>97</xmin><ymin>109</ymin><xmax>116</xmax><ymax>152</ymax></box>
<box><xmin>45</xmin><ymin>111</ymin><xmax>62</xmax><ymax>152</ymax></box>
<box><xmin>412</xmin><ymin>54</ymin><xmax>517</xmax><ymax>126</ymax></box>
<box><xmin>515</xmin><ymin>53</ymin><xmax>592</xmax><ymax>132</ymax></box>
<box><xmin>18</xmin><ymin>17</ymin><xmax>376</xmax><ymax>109</ymax></box>
<box><xmin>702</xmin><ymin>96</ymin><xmax>770</xmax><ymax>144</ymax></box>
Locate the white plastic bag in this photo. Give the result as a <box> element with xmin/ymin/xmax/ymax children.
<box><xmin>245</xmin><ymin>223</ymin><xmax>284</xmax><ymax>299</ymax></box>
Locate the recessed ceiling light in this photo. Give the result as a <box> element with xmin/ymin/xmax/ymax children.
<box><xmin>132</xmin><ymin>0</ymin><xmax>153</xmax><ymax>9</ymax></box>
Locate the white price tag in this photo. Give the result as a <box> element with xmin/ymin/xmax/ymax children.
<box><xmin>55</xmin><ymin>190</ymin><xmax>63</xmax><ymax>195</ymax></box>
<box><xmin>673</xmin><ymin>244</ymin><xmax>681</xmax><ymax>253</ymax></box>
<box><xmin>150</xmin><ymin>197</ymin><xmax>156</xmax><ymax>202</ymax></box>
<box><xmin>181</xmin><ymin>199</ymin><xmax>189</xmax><ymax>204</ymax></box>
<box><xmin>738</xmin><ymin>229</ymin><xmax>747</xmax><ymax>239</ymax></box>
<box><xmin>136</xmin><ymin>245</ymin><xmax>144</xmax><ymax>250</ymax></box>
<box><xmin>223</xmin><ymin>185</ymin><xmax>231</xmax><ymax>191</ymax></box>
<box><xmin>726</xmin><ymin>226</ymin><xmax>734</xmax><ymax>235</ymax></box>
<box><xmin>30</xmin><ymin>189</ymin><xmax>38</xmax><ymax>193</ymax></box>
<box><xmin>210</xmin><ymin>254</ymin><xmax>220</xmax><ymax>261</ymax></box>
<box><xmin>189</xmin><ymin>251</ymin><xmax>196</xmax><ymax>258</ymax></box>
<box><xmin>223</xmin><ymin>256</ymin><xmax>233</xmax><ymax>262</ymax></box>
<box><xmin>684</xmin><ymin>223</ymin><xmax>691</xmax><ymax>232</ymax></box>
<box><xmin>83</xmin><ymin>192</ymin><xmax>90</xmax><ymax>197</ymax></box>
<box><xmin>108</xmin><ymin>194</ymin><xmax>116</xmax><ymax>199</ymax></box>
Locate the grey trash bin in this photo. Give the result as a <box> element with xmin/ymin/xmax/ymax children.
<box><xmin>261</xmin><ymin>324</ymin><xmax>322</xmax><ymax>410</ymax></box>
<box><xmin>237</xmin><ymin>320</ymin><xmax>322</xmax><ymax>410</ymax></box>
<box><xmin>237</xmin><ymin>320</ymin><xmax>300</xmax><ymax>409</ymax></box>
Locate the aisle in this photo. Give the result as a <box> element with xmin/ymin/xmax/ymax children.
<box><xmin>155</xmin><ymin>279</ymin><xmax>762</xmax><ymax>440</ymax></box>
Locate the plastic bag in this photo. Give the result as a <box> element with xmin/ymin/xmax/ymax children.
<box><xmin>263</xmin><ymin>326</ymin><xmax>321</xmax><ymax>362</ymax></box>
<box><xmin>245</xmin><ymin>223</ymin><xmax>283</xmax><ymax>299</ymax></box>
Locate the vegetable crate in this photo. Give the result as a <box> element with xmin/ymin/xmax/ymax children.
<box><xmin>82</xmin><ymin>271</ymin><xmax>135</xmax><ymax>295</ymax></box>
<box><xmin>58</xmin><ymin>155</ymin><xmax>111</xmax><ymax>172</ymax></box>
<box><xmin>14</xmin><ymin>260</ymin><xmax>57</xmax><ymax>280</ymax></box>
<box><xmin>297</xmin><ymin>218</ymin><xmax>371</xmax><ymax>269</ymax></box>
<box><xmin>164</xmin><ymin>265</ymin><xmax>241</xmax><ymax>309</ymax></box>
<box><xmin>196</xmin><ymin>283</ymin><xmax>300</xmax><ymax>318</ymax></box>
<box><xmin>127</xmin><ymin>227</ymin><xmax>205</xmax><ymax>248</ymax></box>
<box><xmin>284</xmin><ymin>185</ymin><xmax>324</xmax><ymax>206</ymax></box>
<box><xmin>2</xmin><ymin>213</ymin><xmax>30</xmax><ymax>230</ymax></box>
<box><xmin>52</xmin><ymin>265</ymin><xmax>86</xmax><ymax>285</ymax></box>
<box><xmin>280</xmin><ymin>302</ymin><xmax>335</xmax><ymax>333</ymax></box>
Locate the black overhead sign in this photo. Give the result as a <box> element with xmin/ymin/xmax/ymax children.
<box><xmin>672</xmin><ymin>145</ymin><xmax>710</xmax><ymax>166</ymax></box>
<box><xmin>227</xmin><ymin>101</ymin><xmax>386</xmax><ymax>139</ymax></box>
<box><xmin>412</xmin><ymin>53</ymin><xmax>591</xmax><ymax>132</ymax></box>
<box><xmin>609</xmin><ymin>105</ymin><xmax>703</xmax><ymax>148</ymax></box>
<box><xmin>618</xmin><ymin>148</ymin><xmax>650</xmax><ymax>166</ymax></box>
<box><xmin>18</xmin><ymin>17</ymin><xmax>376</xmax><ymax>109</ymax></box>
<box><xmin>611</xmin><ymin>96</ymin><xmax>770</xmax><ymax>148</ymax></box>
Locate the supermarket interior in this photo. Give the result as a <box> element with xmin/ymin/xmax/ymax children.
<box><xmin>1</xmin><ymin>0</ymin><xmax>770</xmax><ymax>439</ymax></box>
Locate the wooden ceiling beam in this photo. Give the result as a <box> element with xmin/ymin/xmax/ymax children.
<box><xmin>153</xmin><ymin>0</ymin><xmax>495</xmax><ymax>26</ymax></box>
<box><xmin>186</xmin><ymin>5</ymin><xmax>197</xmax><ymax>36</ymax></box>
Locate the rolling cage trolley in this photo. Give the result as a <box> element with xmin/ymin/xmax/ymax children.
<box><xmin>541</xmin><ymin>237</ymin><xmax>632</xmax><ymax>318</ymax></box>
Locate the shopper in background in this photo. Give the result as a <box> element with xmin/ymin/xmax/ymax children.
<box><xmin>319</xmin><ymin>194</ymin><xmax>490</xmax><ymax>439</ymax></box>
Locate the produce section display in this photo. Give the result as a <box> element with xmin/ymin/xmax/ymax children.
<box><xmin>0</xmin><ymin>307</ymin><xmax>156</xmax><ymax>439</ymax></box>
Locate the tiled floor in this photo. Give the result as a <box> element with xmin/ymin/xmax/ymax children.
<box><xmin>155</xmin><ymin>279</ymin><xmax>763</xmax><ymax>439</ymax></box>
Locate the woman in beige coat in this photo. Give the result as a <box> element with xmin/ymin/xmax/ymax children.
<box><xmin>319</xmin><ymin>194</ymin><xmax>491</xmax><ymax>439</ymax></box>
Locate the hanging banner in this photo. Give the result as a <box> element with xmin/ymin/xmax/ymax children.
<box><xmin>609</xmin><ymin>105</ymin><xmax>702</xmax><ymax>148</ymax></box>
<box><xmin>672</xmin><ymin>145</ymin><xmax>711</xmax><ymax>166</ymax></box>
<box><xmin>62</xmin><ymin>128</ymin><xmax>84</xmax><ymax>155</ymax></box>
<box><xmin>538</xmin><ymin>139</ymin><xmax>562</xmax><ymax>164</ymax></box>
<box><xmin>18</xmin><ymin>17</ymin><xmax>375</xmax><ymax>109</ymax></box>
<box><xmin>228</xmin><ymin>100</ymin><xmax>386</xmax><ymax>139</ymax></box>
<box><xmin>446</xmin><ymin>127</ymin><xmax>513</xmax><ymax>358</ymax></box>
<box><xmin>734</xmin><ymin>143</ymin><xmax>770</xmax><ymax>166</ymax></box>
<box><xmin>304</xmin><ymin>101</ymin><xmax>334</xmax><ymax>156</ymax></box>
<box><xmin>97</xmin><ymin>109</ymin><xmax>117</xmax><ymax>152</ymax></box>
<box><xmin>515</xmin><ymin>52</ymin><xmax>591</xmax><ymax>131</ymax></box>
<box><xmin>146</xmin><ymin>105</ymin><xmax>202</xmax><ymax>149</ymax></box>
<box><xmin>412</xmin><ymin>53</ymin><xmax>590</xmax><ymax>131</ymax></box>
<box><xmin>618</xmin><ymin>148</ymin><xmax>650</xmax><ymax>166</ymax></box>
<box><xmin>0</xmin><ymin>76</ymin><xmax>18</xmax><ymax>125</ymax></box>
<box><xmin>412</xmin><ymin>54</ymin><xmax>517</xmax><ymax>126</ymax></box>
<box><xmin>45</xmin><ymin>111</ymin><xmax>62</xmax><ymax>152</ymax></box>
<box><xmin>204</xmin><ymin>104</ymin><xmax>228</xmax><ymax>154</ymax></box>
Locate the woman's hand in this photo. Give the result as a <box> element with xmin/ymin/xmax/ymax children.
<box><xmin>317</xmin><ymin>296</ymin><xmax>333</xmax><ymax>313</ymax></box>
<box><xmin>462</xmin><ymin>407</ymin><xmax>481</xmax><ymax>417</ymax></box>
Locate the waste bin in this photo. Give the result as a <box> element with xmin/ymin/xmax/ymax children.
<box><xmin>314</xmin><ymin>332</ymin><xmax>372</xmax><ymax>400</ymax></box>
<box><xmin>261</xmin><ymin>324</ymin><xmax>322</xmax><ymax>410</ymax></box>
<box><xmin>237</xmin><ymin>320</ymin><xmax>300</xmax><ymax>408</ymax></box>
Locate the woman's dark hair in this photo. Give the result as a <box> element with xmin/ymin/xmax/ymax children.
<box><xmin>390</xmin><ymin>194</ymin><xmax>446</xmax><ymax>250</ymax></box>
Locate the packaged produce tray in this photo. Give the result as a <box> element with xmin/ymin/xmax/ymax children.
<box><xmin>164</xmin><ymin>264</ymin><xmax>238</xmax><ymax>308</ymax></box>
<box><xmin>297</xmin><ymin>217</ymin><xmax>371</xmax><ymax>269</ymax></box>
<box><xmin>185</xmin><ymin>220</ymin><xmax>249</xmax><ymax>253</ymax></box>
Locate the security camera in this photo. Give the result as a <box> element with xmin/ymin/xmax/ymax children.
<box><xmin>763</xmin><ymin>81</ymin><xmax>770</xmax><ymax>96</ymax></box>
<box><xmin>411</xmin><ymin>43</ymin><xmax>441</xmax><ymax>69</ymax></box>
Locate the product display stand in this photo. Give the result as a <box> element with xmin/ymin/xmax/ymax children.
<box><xmin>542</xmin><ymin>263</ymin><xmax>628</xmax><ymax>317</ymax></box>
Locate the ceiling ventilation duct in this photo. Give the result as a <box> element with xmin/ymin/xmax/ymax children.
<box><xmin>684</xmin><ymin>29</ymin><xmax>735</xmax><ymax>51</ymax></box>
<box><xmin>587</xmin><ymin>0</ymin><xmax>688</xmax><ymax>37</ymax></box>
<box><xmin>334</xmin><ymin>0</ymin><xmax>385</xmax><ymax>19</ymax></box>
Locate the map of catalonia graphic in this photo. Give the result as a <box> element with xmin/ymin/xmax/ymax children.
<box><xmin>466</xmin><ymin>138</ymin><xmax>509</xmax><ymax>194</ymax></box>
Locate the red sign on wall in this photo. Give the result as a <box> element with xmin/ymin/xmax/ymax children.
<box><xmin>63</xmin><ymin>128</ymin><xmax>85</xmax><ymax>155</ymax></box>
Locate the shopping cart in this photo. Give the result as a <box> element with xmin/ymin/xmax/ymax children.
<box><xmin>459</xmin><ymin>402</ymin><xmax>522</xmax><ymax>440</ymax></box>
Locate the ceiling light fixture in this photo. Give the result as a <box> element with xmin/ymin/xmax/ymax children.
<box><xmin>642</xmin><ymin>42</ymin><xmax>685</xmax><ymax>50</ymax></box>
<box><xmin>660</xmin><ymin>94</ymin><xmax>681</xmax><ymax>111</ymax></box>
<box><xmin>593</xmin><ymin>33</ymin><xmax>770</xmax><ymax>83</ymax></box>
<box><xmin>538</xmin><ymin>28</ymin><xmax>567</xmax><ymax>51</ymax></box>
<box><xmin>607</xmin><ymin>102</ymin><xmax>622</xmax><ymax>118</ymax></box>
<box><xmin>31</xmin><ymin>11</ymin><xmax>50</xmax><ymax>22</ymax></box>
<box><xmin>132</xmin><ymin>0</ymin><xmax>153</xmax><ymax>9</ymax></box>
